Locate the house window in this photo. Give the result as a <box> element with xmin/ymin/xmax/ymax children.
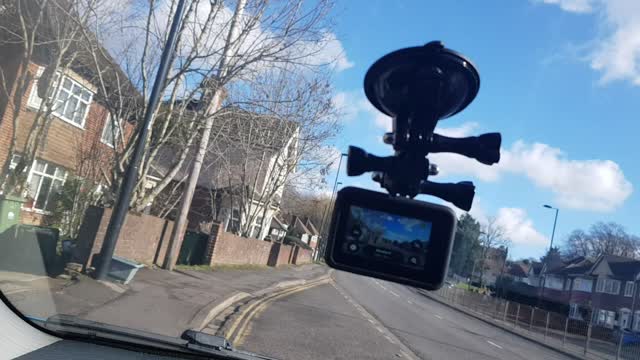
<box><xmin>634</xmin><ymin>311</ymin><xmax>640</xmax><ymax>332</ymax></box>
<box><xmin>101</xmin><ymin>115</ymin><xmax>122</xmax><ymax>147</ymax></box>
<box><xmin>226</xmin><ymin>209</ymin><xmax>240</xmax><ymax>233</ymax></box>
<box><xmin>620</xmin><ymin>309</ymin><xmax>631</xmax><ymax>329</ymax></box>
<box><xmin>9</xmin><ymin>154</ymin><xmax>22</xmax><ymax>170</ymax></box>
<box><xmin>250</xmin><ymin>216</ymin><xmax>265</xmax><ymax>239</ymax></box>
<box><xmin>573</xmin><ymin>278</ymin><xmax>593</xmax><ymax>292</ymax></box>
<box><xmin>564</xmin><ymin>278</ymin><xmax>572</xmax><ymax>291</ymax></box>
<box><xmin>608</xmin><ymin>280</ymin><xmax>621</xmax><ymax>295</ymax></box>
<box><xmin>26</xmin><ymin>159</ymin><xmax>67</xmax><ymax>211</ymax></box>
<box><xmin>606</xmin><ymin>311</ymin><xmax>615</xmax><ymax>328</ymax></box>
<box><xmin>27</xmin><ymin>66</ymin><xmax>45</xmax><ymax>109</ymax></box>
<box><xmin>624</xmin><ymin>281</ymin><xmax>634</xmax><ymax>297</ymax></box>
<box><xmin>28</xmin><ymin>68</ymin><xmax>93</xmax><ymax>127</ymax></box>
<box><xmin>596</xmin><ymin>278</ymin><xmax>605</xmax><ymax>293</ymax></box>
<box><xmin>569</xmin><ymin>303</ymin><xmax>580</xmax><ymax>320</ymax></box>
<box><xmin>52</xmin><ymin>76</ymin><xmax>92</xmax><ymax>127</ymax></box>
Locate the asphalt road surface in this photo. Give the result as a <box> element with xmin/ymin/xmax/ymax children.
<box><xmin>236</xmin><ymin>271</ymin><xmax>575</xmax><ymax>360</ymax></box>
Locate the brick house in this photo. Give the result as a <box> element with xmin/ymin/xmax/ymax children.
<box><xmin>0</xmin><ymin>44</ymin><xmax>135</xmax><ymax>226</ymax></box>
<box><xmin>538</xmin><ymin>255</ymin><xmax>640</xmax><ymax>331</ymax></box>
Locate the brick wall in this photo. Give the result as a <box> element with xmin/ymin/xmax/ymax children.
<box><xmin>74</xmin><ymin>206</ymin><xmax>176</xmax><ymax>268</ymax></box>
<box><xmin>276</xmin><ymin>243</ymin><xmax>293</xmax><ymax>266</ymax></box>
<box><xmin>293</xmin><ymin>248</ymin><xmax>312</xmax><ymax>265</ymax></box>
<box><xmin>206</xmin><ymin>224</ymin><xmax>306</xmax><ymax>267</ymax></box>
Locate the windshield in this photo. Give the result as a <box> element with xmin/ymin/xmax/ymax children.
<box><xmin>1</xmin><ymin>0</ymin><xmax>639</xmax><ymax>359</ymax></box>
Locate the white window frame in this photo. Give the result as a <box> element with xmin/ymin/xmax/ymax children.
<box><xmin>625</xmin><ymin>281</ymin><xmax>634</xmax><ymax>297</ymax></box>
<box><xmin>51</xmin><ymin>75</ymin><xmax>93</xmax><ymax>128</ymax></box>
<box><xmin>596</xmin><ymin>278</ymin><xmax>605</xmax><ymax>293</ymax></box>
<box><xmin>25</xmin><ymin>158</ymin><xmax>68</xmax><ymax>212</ymax></box>
<box><xmin>606</xmin><ymin>311</ymin><xmax>615</xmax><ymax>328</ymax></box>
<box><xmin>27</xmin><ymin>66</ymin><xmax>45</xmax><ymax>109</ymax></box>
<box><xmin>610</xmin><ymin>280</ymin><xmax>621</xmax><ymax>295</ymax></box>
<box><xmin>226</xmin><ymin>208</ymin><xmax>240</xmax><ymax>233</ymax></box>
<box><xmin>620</xmin><ymin>309</ymin><xmax>631</xmax><ymax>329</ymax></box>
<box><xmin>573</xmin><ymin>278</ymin><xmax>593</xmax><ymax>293</ymax></box>
<box><xmin>101</xmin><ymin>115</ymin><xmax>123</xmax><ymax>148</ymax></box>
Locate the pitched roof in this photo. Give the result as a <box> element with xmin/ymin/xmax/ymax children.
<box><xmin>550</xmin><ymin>257</ymin><xmax>595</xmax><ymax>276</ymax></box>
<box><xmin>304</xmin><ymin>218</ymin><xmax>319</xmax><ymax>236</ymax></box>
<box><xmin>507</xmin><ymin>263</ymin><xmax>528</xmax><ymax>277</ymax></box>
<box><xmin>598</xmin><ymin>255</ymin><xmax>640</xmax><ymax>279</ymax></box>
<box><xmin>530</xmin><ymin>262</ymin><xmax>543</xmax><ymax>275</ymax></box>
<box><xmin>270</xmin><ymin>216</ymin><xmax>288</xmax><ymax>231</ymax></box>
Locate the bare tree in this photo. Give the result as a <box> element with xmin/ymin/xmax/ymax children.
<box><xmin>74</xmin><ymin>0</ymin><xmax>340</xmax><ymax>216</ymax></box>
<box><xmin>564</xmin><ymin>222</ymin><xmax>640</xmax><ymax>259</ymax></box>
<box><xmin>475</xmin><ymin>216</ymin><xmax>509</xmax><ymax>286</ymax></box>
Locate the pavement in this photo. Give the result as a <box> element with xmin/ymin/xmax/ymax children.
<box><xmin>232</xmin><ymin>271</ymin><xmax>577</xmax><ymax>360</ymax></box>
<box><xmin>0</xmin><ymin>264</ymin><xmax>328</xmax><ymax>337</ymax></box>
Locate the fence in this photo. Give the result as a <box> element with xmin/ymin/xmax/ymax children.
<box><xmin>432</xmin><ymin>286</ymin><xmax>640</xmax><ymax>360</ymax></box>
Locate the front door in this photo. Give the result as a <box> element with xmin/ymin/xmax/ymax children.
<box><xmin>621</xmin><ymin>309</ymin><xmax>631</xmax><ymax>329</ymax></box>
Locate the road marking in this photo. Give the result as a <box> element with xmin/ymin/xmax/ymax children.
<box><xmin>487</xmin><ymin>340</ymin><xmax>503</xmax><ymax>349</ymax></box>
<box><xmin>434</xmin><ymin>314</ymin><xmax>443</xmax><ymax>320</ymax></box>
<box><xmin>407</xmin><ymin>300</ymin><xmax>413</xmax><ymax>305</ymax></box>
<box><xmin>332</xmin><ymin>282</ymin><xmax>420</xmax><ymax>360</ymax></box>
<box><xmin>226</xmin><ymin>279</ymin><xmax>329</xmax><ymax>345</ymax></box>
<box><xmin>389</xmin><ymin>290</ymin><xmax>400</xmax><ymax>297</ymax></box>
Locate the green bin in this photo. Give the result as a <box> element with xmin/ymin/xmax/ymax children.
<box><xmin>0</xmin><ymin>195</ymin><xmax>24</xmax><ymax>233</ymax></box>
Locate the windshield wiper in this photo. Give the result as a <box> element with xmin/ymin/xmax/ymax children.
<box><xmin>30</xmin><ymin>314</ymin><xmax>276</xmax><ymax>360</ymax></box>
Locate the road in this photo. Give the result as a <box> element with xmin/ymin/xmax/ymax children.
<box><xmin>236</xmin><ymin>271</ymin><xmax>575</xmax><ymax>360</ymax></box>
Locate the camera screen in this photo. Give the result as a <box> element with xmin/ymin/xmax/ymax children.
<box><xmin>342</xmin><ymin>205</ymin><xmax>433</xmax><ymax>270</ymax></box>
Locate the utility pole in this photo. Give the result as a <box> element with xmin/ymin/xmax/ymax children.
<box><xmin>163</xmin><ymin>0</ymin><xmax>247</xmax><ymax>270</ymax></box>
<box><xmin>539</xmin><ymin>204</ymin><xmax>559</xmax><ymax>307</ymax></box>
<box><xmin>94</xmin><ymin>0</ymin><xmax>188</xmax><ymax>280</ymax></box>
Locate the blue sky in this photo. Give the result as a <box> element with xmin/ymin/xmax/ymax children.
<box><xmin>325</xmin><ymin>0</ymin><xmax>640</xmax><ymax>259</ymax></box>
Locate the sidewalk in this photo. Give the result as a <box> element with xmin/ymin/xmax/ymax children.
<box><xmin>421</xmin><ymin>290</ymin><xmax>635</xmax><ymax>360</ymax></box>
<box><xmin>1</xmin><ymin>264</ymin><xmax>329</xmax><ymax>337</ymax></box>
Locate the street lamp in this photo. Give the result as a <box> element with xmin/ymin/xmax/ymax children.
<box><xmin>540</xmin><ymin>204</ymin><xmax>560</xmax><ymax>307</ymax></box>
<box><xmin>319</xmin><ymin>153</ymin><xmax>347</xmax><ymax>235</ymax></box>
<box><xmin>317</xmin><ymin>153</ymin><xmax>347</xmax><ymax>259</ymax></box>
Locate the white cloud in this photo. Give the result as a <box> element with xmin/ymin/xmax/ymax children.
<box><xmin>431</xmin><ymin>122</ymin><xmax>633</xmax><ymax>212</ymax></box>
<box><xmin>538</xmin><ymin>0</ymin><xmax>595</xmax><ymax>13</ymax></box>
<box><xmin>495</xmin><ymin>208</ymin><xmax>550</xmax><ymax>246</ymax></box>
<box><xmin>539</xmin><ymin>0</ymin><xmax>640</xmax><ymax>85</ymax></box>
<box><xmin>312</xmin><ymin>33</ymin><xmax>354</xmax><ymax>72</ymax></box>
<box><xmin>455</xmin><ymin>199</ymin><xmax>547</xmax><ymax>247</ymax></box>
<box><xmin>332</xmin><ymin>90</ymin><xmax>390</xmax><ymax>127</ymax></box>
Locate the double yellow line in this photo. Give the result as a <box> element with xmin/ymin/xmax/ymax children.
<box><xmin>226</xmin><ymin>277</ymin><xmax>330</xmax><ymax>346</ymax></box>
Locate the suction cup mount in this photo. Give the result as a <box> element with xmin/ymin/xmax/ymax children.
<box><xmin>346</xmin><ymin>41</ymin><xmax>501</xmax><ymax>211</ymax></box>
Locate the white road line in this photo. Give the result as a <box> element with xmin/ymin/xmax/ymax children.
<box><xmin>407</xmin><ymin>300</ymin><xmax>413</xmax><ymax>305</ymax></box>
<box><xmin>434</xmin><ymin>314</ymin><xmax>443</xmax><ymax>320</ymax></box>
<box><xmin>487</xmin><ymin>340</ymin><xmax>503</xmax><ymax>349</ymax></box>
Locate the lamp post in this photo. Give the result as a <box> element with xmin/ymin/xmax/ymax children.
<box><xmin>319</xmin><ymin>153</ymin><xmax>347</xmax><ymax>237</ymax></box>
<box><xmin>540</xmin><ymin>204</ymin><xmax>560</xmax><ymax>307</ymax></box>
<box><xmin>94</xmin><ymin>0</ymin><xmax>188</xmax><ymax>280</ymax></box>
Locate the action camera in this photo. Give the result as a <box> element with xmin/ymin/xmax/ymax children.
<box><xmin>323</xmin><ymin>41</ymin><xmax>502</xmax><ymax>290</ymax></box>
<box><xmin>325</xmin><ymin>187</ymin><xmax>456</xmax><ymax>290</ymax></box>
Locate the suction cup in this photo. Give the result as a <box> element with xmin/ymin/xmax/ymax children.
<box><xmin>364</xmin><ymin>41</ymin><xmax>480</xmax><ymax>121</ymax></box>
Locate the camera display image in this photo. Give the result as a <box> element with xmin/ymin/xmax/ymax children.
<box><xmin>343</xmin><ymin>206</ymin><xmax>432</xmax><ymax>269</ymax></box>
